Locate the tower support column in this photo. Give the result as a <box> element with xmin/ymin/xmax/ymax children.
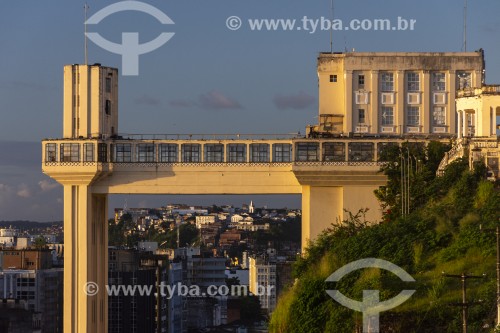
<box><xmin>301</xmin><ymin>185</ymin><xmax>382</xmax><ymax>252</ymax></box>
<box><xmin>301</xmin><ymin>186</ymin><xmax>343</xmax><ymax>250</ymax></box>
<box><xmin>63</xmin><ymin>184</ymin><xmax>108</xmax><ymax>333</ymax></box>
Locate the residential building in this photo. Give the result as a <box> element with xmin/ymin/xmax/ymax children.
<box><xmin>195</xmin><ymin>215</ymin><xmax>216</xmax><ymax>229</ymax></box>
<box><xmin>0</xmin><ymin>269</ymin><xmax>63</xmax><ymax>332</ymax></box>
<box><xmin>1</xmin><ymin>249</ymin><xmax>53</xmax><ymax>271</ymax></box>
<box><xmin>108</xmin><ymin>248</ymin><xmax>170</xmax><ymax>333</ymax></box>
<box><xmin>249</xmin><ymin>254</ymin><xmax>277</xmax><ymax>312</ymax></box>
<box><xmin>0</xmin><ymin>227</ymin><xmax>18</xmax><ymax>248</ymax></box>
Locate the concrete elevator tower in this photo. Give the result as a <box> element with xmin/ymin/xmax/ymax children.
<box><xmin>59</xmin><ymin>64</ymin><xmax>118</xmax><ymax>333</ymax></box>
<box><xmin>63</xmin><ymin>64</ymin><xmax>118</xmax><ymax>139</ymax></box>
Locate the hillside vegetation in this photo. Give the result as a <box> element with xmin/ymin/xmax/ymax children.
<box><xmin>270</xmin><ymin>142</ymin><xmax>500</xmax><ymax>333</ymax></box>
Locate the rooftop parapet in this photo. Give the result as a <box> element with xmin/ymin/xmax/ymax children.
<box><xmin>457</xmin><ymin>85</ymin><xmax>500</xmax><ymax>98</ymax></box>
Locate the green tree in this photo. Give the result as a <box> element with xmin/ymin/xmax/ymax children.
<box><xmin>375</xmin><ymin>141</ymin><xmax>450</xmax><ymax>221</ymax></box>
<box><xmin>33</xmin><ymin>236</ymin><xmax>47</xmax><ymax>249</ymax></box>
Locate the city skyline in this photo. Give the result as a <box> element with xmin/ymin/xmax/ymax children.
<box><xmin>1</xmin><ymin>0</ymin><xmax>500</xmax><ymax>221</ymax></box>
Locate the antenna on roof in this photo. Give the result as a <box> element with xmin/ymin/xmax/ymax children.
<box><xmin>329</xmin><ymin>0</ymin><xmax>334</xmax><ymax>53</ymax></box>
<box><xmin>84</xmin><ymin>3</ymin><xmax>89</xmax><ymax>65</ymax></box>
<box><xmin>462</xmin><ymin>0</ymin><xmax>467</xmax><ymax>51</ymax></box>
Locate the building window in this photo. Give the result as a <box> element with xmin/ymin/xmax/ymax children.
<box><xmin>296</xmin><ymin>142</ymin><xmax>319</xmax><ymax>161</ymax></box>
<box><xmin>433</xmin><ymin>106</ymin><xmax>446</xmax><ymax>125</ymax></box>
<box><xmin>105</xmin><ymin>100</ymin><xmax>111</xmax><ymax>115</ymax></box>
<box><xmin>358</xmin><ymin>109</ymin><xmax>365</xmax><ymax>124</ymax></box>
<box><xmin>137</xmin><ymin>144</ymin><xmax>155</xmax><ymax>162</ymax></box>
<box><xmin>348</xmin><ymin>142</ymin><xmax>374</xmax><ymax>162</ymax></box>
<box><xmin>272</xmin><ymin>144</ymin><xmax>292</xmax><ymax>162</ymax></box>
<box><xmin>381</xmin><ymin>106</ymin><xmax>394</xmax><ymax>125</ymax></box>
<box><xmin>60</xmin><ymin>143</ymin><xmax>80</xmax><ymax>162</ymax></box>
<box><xmin>380</xmin><ymin>72</ymin><xmax>394</xmax><ymax>91</ymax></box>
<box><xmin>45</xmin><ymin>143</ymin><xmax>57</xmax><ymax>162</ymax></box>
<box><xmin>227</xmin><ymin>144</ymin><xmax>246</xmax><ymax>162</ymax></box>
<box><xmin>432</xmin><ymin>72</ymin><xmax>446</xmax><ymax>91</ymax></box>
<box><xmin>358</xmin><ymin>74</ymin><xmax>365</xmax><ymax>89</ymax></box>
<box><xmin>84</xmin><ymin>143</ymin><xmax>94</xmax><ymax>162</ymax></box>
<box><xmin>159</xmin><ymin>144</ymin><xmax>178</xmax><ymax>162</ymax></box>
<box><xmin>457</xmin><ymin>71</ymin><xmax>472</xmax><ymax>90</ymax></box>
<box><xmin>113</xmin><ymin>144</ymin><xmax>132</xmax><ymax>162</ymax></box>
<box><xmin>250</xmin><ymin>144</ymin><xmax>270</xmax><ymax>162</ymax></box>
<box><xmin>98</xmin><ymin>143</ymin><xmax>108</xmax><ymax>162</ymax></box>
<box><xmin>323</xmin><ymin>142</ymin><xmax>345</xmax><ymax>161</ymax></box>
<box><xmin>407</xmin><ymin>106</ymin><xmax>420</xmax><ymax>126</ymax></box>
<box><xmin>106</xmin><ymin>78</ymin><xmax>112</xmax><ymax>93</ymax></box>
<box><xmin>407</xmin><ymin>72</ymin><xmax>420</xmax><ymax>91</ymax></box>
<box><xmin>329</xmin><ymin>74</ymin><xmax>337</xmax><ymax>82</ymax></box>
<box><xmin>182</xmin><ymin>144</ymin><xmax>201</xmax><ymax>162</ymax></box>
<box><xmin>204</xmin><ymin>144</ymin><xmax>224</xmax><ymax>162</ymax></box>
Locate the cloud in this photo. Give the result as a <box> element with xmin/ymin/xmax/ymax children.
<box><xmin>135</xmin><ymin>94</ymin><xmax>162</xmax><ymax>106</ymax></box>
<box><xmin>38</xmin><ymin>180</ymin><xmax>59</xmax><ymax>192</ymax></box>
<box><xmin>273</xmin><ymin>91</ymin><xmax>316</xmax><ymax>110</ymax></box>
<box><xmin>169</xmin><ymin>99</ymin><xmax>194</xmax><ymax>108</ymax></box>
<box><xmin>17</xmin><ymin>184</ymin><xmax>32</xmax><ymax>198</ymax></box>
<box><xmin>198</xmin><ymin>90</ymin><xmax>242</xmax><ymax>110</ymax></box>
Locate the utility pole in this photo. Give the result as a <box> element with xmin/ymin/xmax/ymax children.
<box><xmin>480</xmin><ymin>224</ymin><xmax>500</xmax><ymax>327</ymax></box>
<box><xmin>442</xmin><ymin>272</ymin><xmax>485</xmax><ymax>333</ymax></box>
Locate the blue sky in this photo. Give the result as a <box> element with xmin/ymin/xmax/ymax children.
<box><xmin>0</xmin><ymin>0</ymin><xmax>499</xmax><ymax>221</ymax></box>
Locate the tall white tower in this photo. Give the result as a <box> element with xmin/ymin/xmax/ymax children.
<box><xmin>249</xmin><ymin>200</ymin><xmax>255</xmax><ymax>214</ymax></box>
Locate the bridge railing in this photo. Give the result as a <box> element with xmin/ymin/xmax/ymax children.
<box><xmin>116</xmin><ymin>133</ymin><xmax>303</xmax><ymax>140</ymax></box>
<box><xmin>41</xmin><ymin>137</ymin><xmax>435</xmax><ymax>166</ymax></box>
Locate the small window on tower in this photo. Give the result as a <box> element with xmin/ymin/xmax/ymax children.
<box><xmin>105</xmin><ymin>100</ymin><xmax>111</xmax><ymax>115</ymax></box>
<box><xmin>329</xmin><ymin>75</ymin><xmax>337</xmax><ymax>83</ymax></box>
<box><xmin>106</xmin><ymin>78</ymin><xmax>112</xmax><ymax>93</ymax></box>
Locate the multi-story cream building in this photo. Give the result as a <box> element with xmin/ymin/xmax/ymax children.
<box><xmin>311</xmin><ymin>51</ymin><xmax>484</xmax><ymax>136</ymax></box>
<box><xmin>249</xmin><ymin>254</ymin><xmax>276</xmax><ymax>312</ymax></box>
